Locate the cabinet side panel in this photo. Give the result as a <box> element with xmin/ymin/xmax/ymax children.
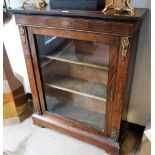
<box><xmin>18</xmin><ymin>26</ymin><xmax>41</xmax><ymax>113</ymax></box>
<box><xmin>122</xmin><ymin>32</ymin><xmax>140</xmax><ymax>121</ymax></box>
<box><xmin>111</xmin><ymin>36</ymin><xmax>132</xmax><ymax>141</ymax></box>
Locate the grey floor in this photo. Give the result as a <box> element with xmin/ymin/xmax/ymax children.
<box><xmin>3</xmin><ymin>117</ymin><xmax>109</xmax><ymax>155</ymax></box>
<box><xmin>4</xmin><ymin>116</ymin><xmax>150</xmax><ymax>155</ymax></box>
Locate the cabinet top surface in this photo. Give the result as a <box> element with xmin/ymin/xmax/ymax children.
<box><xmin>10</xmin><ymin>5</ymin><xmax>148</xmax><ymax>22</ymax></box>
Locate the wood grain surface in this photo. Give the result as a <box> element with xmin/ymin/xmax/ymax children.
<box><xmin>12</xmin><ymin>5</ymin><xmax>147</xmax><ymax>154</ymax></box>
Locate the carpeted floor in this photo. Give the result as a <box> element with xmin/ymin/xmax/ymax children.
<box><xmin>4</xmin><ymin>116</ymin><xmax>149</xmax><ymax>155</ymax></box>
<box><xmin>3</xmin><ymin>117</ymin><xmax>110</xmax><ymax>155</ymax></box>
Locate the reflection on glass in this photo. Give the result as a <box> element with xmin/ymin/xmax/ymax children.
<box><xmin>35</xmin><ymin>35</ymin><xmax>110</xmax><ymax>130</ymax></box>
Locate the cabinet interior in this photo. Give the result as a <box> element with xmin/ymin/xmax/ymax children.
<box><xmin>35</xmin><ymin>35</ymin><xmax>110</xmax><ymax>130</ymax></box>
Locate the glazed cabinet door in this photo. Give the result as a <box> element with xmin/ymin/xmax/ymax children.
<box><xmin>28</xmin><ymin>27</ymin><xmax>119</xmax><ymax>137</ymax></box>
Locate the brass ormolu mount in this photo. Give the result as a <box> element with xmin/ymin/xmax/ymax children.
<box><xmin>22</xmin><ymin>0</ymin><xmax>47</xmax><ymax>9</ymax></box>
<box><xmin>102</xmin><ymin>0</ymin><xmax>135</xmax><ymax>16</ymax></box>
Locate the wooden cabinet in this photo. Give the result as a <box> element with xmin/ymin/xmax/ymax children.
<box><xmin>11</xmin><ymin>6</ymin><xmax>147</xmax><ymax>155</ymax></box>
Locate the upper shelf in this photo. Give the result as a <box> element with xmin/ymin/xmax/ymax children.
<box><xmin>41</xmin><ymin>40</ymin><xmax>109</xmax><ymax>70</ymax></box>
<box><xmin>10</xmin><ymin>5</ymin><xmax>148</xmax><ymax>22</ymax></box>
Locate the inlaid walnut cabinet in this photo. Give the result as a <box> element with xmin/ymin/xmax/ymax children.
<box><xmin>11</xmin><ymin>6</ymin><xmax>147</xmax><ymax>155</ymax></box>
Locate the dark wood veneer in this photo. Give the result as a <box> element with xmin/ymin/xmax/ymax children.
<box><xmin>11</xmin><ymin>6</ymin><xmax>147</xmax><ymax>155</ymax></box>
<box><xmin>15</xmin><ymin>15</ymin><xmax>136</xmax><ymax>36</ymax></box>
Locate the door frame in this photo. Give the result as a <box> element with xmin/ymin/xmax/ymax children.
<box><xmin>27</xmin><ymin>26</ymin><xmax>119</xmax><ymax>138</ymax></box>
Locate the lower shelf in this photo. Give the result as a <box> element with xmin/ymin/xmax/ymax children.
<box><xmin>44</xmin><ymin>74</ymin><xmax>107</xmax><ymax>101</ymax></box>
<box><xmin>32</xmin><ymin>114</ymin><xmax>120</xmax><ymax>155</ymax></box>
<box><xmin>46</xmin><ymin>96</ymin><xmax>105</xmax><ymax>130</ymax></box>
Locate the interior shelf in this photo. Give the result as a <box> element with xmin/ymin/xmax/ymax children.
<box><xmin>37</xmin><ymin>36</ymin><xmax>109</xmax><ymax>131</ymax></box>
<box><xmin>44</xmin><ymin>74</ymin><xmax>107</xmax><ymax>102</ymax></box>
<box><xmin>46</xmin><ymin>96</ymin><xmax>105</xmax><ymax>130</ymax></box>
<box><xmin>41</xmin><ymin>59</ymin><xmax>108</xmax><ymax>85</ymax></box>
<box><xmin>41</xmin><ymin>41</ymin><xmax>109</xmax><ymax>70</ymax></box>
<box><xmin>42</xmin><ymin>60</ymin><xmax>107</xmax><ymax>127</ymax></box>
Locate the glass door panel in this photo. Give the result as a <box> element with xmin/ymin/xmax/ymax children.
<box><xmin>35</xmin><ymin>35</ymin><xmax>110</xmax><ymax>130</ymax></box>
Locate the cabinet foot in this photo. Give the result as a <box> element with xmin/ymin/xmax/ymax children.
<box><xmin>33</xmin><ymin>120</ymin><xmax>45</xmax><ymax>128</ymax></box>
